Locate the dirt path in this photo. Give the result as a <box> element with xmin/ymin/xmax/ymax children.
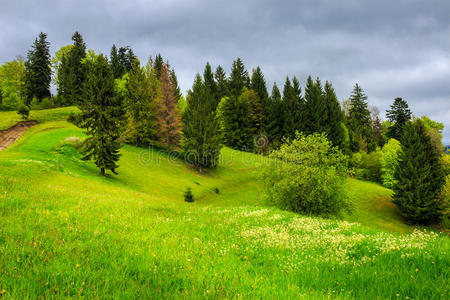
<box><xmin>0</xmin><ymin>121</ymin><xmax>37</xmax><ymax>151</ymax></box>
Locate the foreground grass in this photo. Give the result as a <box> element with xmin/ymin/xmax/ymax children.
<box><xmin>0</xmin><ymin>121</ymin><xmax>449</xmax><ymax>298</ymax></box>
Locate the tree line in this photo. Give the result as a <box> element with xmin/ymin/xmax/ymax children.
<box><xmin>1</xmin><ymin>31</ymin><xmax>448</xmax><ymax>225</ymax></box>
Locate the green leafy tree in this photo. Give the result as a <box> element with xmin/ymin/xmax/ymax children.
<box><xmin>17</xmin><ymin>104</ymin><xmax>29</xmax><ymax>120</ymax></box>
<box><xmin>346</xmin><ymin>83</ymin><xmax>376</xmax><ymax>152</ymax></box>
<box><xmin>76</xmin><ymin>54</ymin><xmax>123</xmax><ymax>176</ymax></box>
<box><xmin>380</xmin><ymin>138</ymin><xmax>402</xmax><ymax>189</ymax></box>
<box><xmin>393</xmin><ymin>120</ymin><xmax>445</xmax><ymax>224</ymax></box>
<box><xmin>259</xmin><ymin>132</ymin><xmax>349</xmax><ymax>216</ymax></box>
<box><xmin>229</xmin><ymin>58</ymin><xmax>249</xmax><ymax>98</ymax></box>
<box><xmin>386</xmin><ymin>97</ymin><xmax>412</xmax><ymax>141</ymax></box>
<box><xmin>183</xmin><ymin>74</ymin><xmax>222</xmax><ymax>170</ymax></box>
<box><xmin>0</xmin><ymin>58</ymin><xmax>26</xmax><ymax>110</ymax></box>
<box><xmin>24</xmin><ymin>32</ymin><xmax>52</xmax><ymax>104</ymax></box>
<box><xmin>51</xmin><ymin>45</ymin><xmax>73</xmax><ymax>85</ymax></box>
<box><xmin>420</xmin><ymin>115</ymin><xmax>445</xmax><ymax>156</ymax></box>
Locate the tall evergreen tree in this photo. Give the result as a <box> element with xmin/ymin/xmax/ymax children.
<box><xmin>229</xmin><ymin>58</ymin><xmax>249</xmax><ymax>98</ymax></box>
<box><xmin>393</xmin><ymin>120</ymin><xmax>445</xmax><ymax>224</ymax></box>
<box><xmin>266</xmin><ymin>83</ymin><xmax>284</xmax><ymax>146</ymax></box>
<box><xmin>346</xmin><ymin>83</ymin><xmax>376</xmax><ymax>152</ymax></box>
<box><xmin>118</xmin><ymin>46</ymin><xmax>136</xmax><ymax>73</ymax></box>
<box><xmin>155</xmin><ymin>64</ymin><xmax>183</xmax><ymax>150</ymax></box>
<box><xmin>76</xmin><ymin>54</ymin><xmax>123</xmax><ymax>176</ymax></box>
<box><xmin>24</xmin><ymin>32</ymin><xmax>52</xmax><ymax>104</ymax></box>
<box><xmin>241</xmin><ymin>89</ymin><xmax>264</xmax><ymax>136</ymax></box>
<box><xmin>386</xmin><ymin>97</ymin><xmax>412</xmax><ymax>141</ymax></box>
<box><xmin>217</xmin><ymin>95</ymin><xmax>254</xmax><ymax>151</ymax></box>
<box><xmin>214</xmin><ymin>65</ymin><xmax>229</xmax><ymax>105</ymax></box>
<box><xmin>110</xmin><ymin>44</ymin><xmax>123</xmax><ymax>79</ymax></box>
<box><xmin>203</xmin><ymin>62</ymin><xmax>217</xmax><ymax>99</ymax></box>
<box><xmin>304</xmin><ymin>76</ymin><xmax>327</xmax><ymax>135</ymax></box>
<box><xmin>281</xmin><ymin>77</ymin><xmax>297</xmax><ymax>138</ymax></box>
<box><xmin>170</xmin><ymin>68</ymin><xmax>182</xmax><ymax>101</ymax></box>
<box><xmin>123</xmin><ymin>59</ymin><xmax>158</xmax><ymax>145</ymax></box>
<box><xmin>324</xmin><ymin>81</ymin><xmax>345</xmax><ymax>149</ymax></box>
<box><xmin>183</xmin><ymin>74</ymin><xmax>222</xmax><ymax>170</ymax></box>
<box><xmin>251</xmin><ymin>67</ymin><xmax>271</xmax><ymax>133</ymax></box>
<box><xmin>154</xmin><ymin>54</ymin><xmax>164</xmax><ymax>79</ymax></box>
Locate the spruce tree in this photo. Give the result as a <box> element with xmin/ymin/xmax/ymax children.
<box><xmin>214</xmin><ymin>65</ymin><xmax>229</xmax><ymax>105</ymax></box>
<box><xmin>203</xmin><ymin>62</ymin><xmax>217</xmax><ymax>99</ymax></box>
<box><xmin>250</xmin><ymin>67</ymin><xmax>271</xmax><ymax>133</ymax></box>
<box><xmin>304</xmin><ymin>76</ymin><xmax>327</xmax><ymax>135</ymax></box>
<box><xmin>123</xmin><ymin>59</ymin><xmax>158</xmax><ymax>145</ymax></box>
<box><xmin>170</xmin><ymin>68</ymin><xmax>182</xmax><ymax>101</ymax></box>
<box><xmin>386</xmin><ymin>97</ymin><xmax>412</xmax><ymax>141</ymax></box>
<box><xmin>346</xmin><ymin>83</ymin><xmax>376</xmax><ymax>152</ymax></box>
<box><xmin>76</xmin><ymin>54</ymin><xmax>123</xmax><ymax>176</ymax></box>
<box><xmin>266</xmin><ymin>83</ymin><xmax>284</xmax><ymax>146</ymax></box>
<box><xmin>24</xmin><ymin>32</ymin><xmax>52</xmax><ymax>104</ymax></box>
<box><xmin>68</xmin><ymin>31</ymin><xmax>87</xmax><ymax>104</ymax></box>
<box><xmin>324</xmin><ymin>81</ymin><xmax>345</xmax><ymax>149</ymax></box>
<box><xmin>229</xmin><ymin>58</ymin><xmax>249</xmax><ymax>98</ymax></box>
<box><xmin>372</xmin><ymin>115</ymin><xmax>385</xmax><ymax>147</ymax></box>
<box><xmin>281</xmin><ymin>77</ymin><xmax>297</xmax><ymax>138</ymax></box>
<box><xmin>154</xmin><ymin>54</ymin><xmax>164</xmax><ymax>79</ymax></box>
<box><xmin>110</xmin><ymin>44</ymin><xmax>123</xmax><ymax>79</ymax></box>
<box><xmin>155</xmin><ymin>64</ymin><xmax>183</xmax><ymax>150</ymax></box>
<box><xmin>393</xmin><ymin>120</ymin><xmax>445</xmax><ymax>224</ymax></box>
<box><xmin>183</xmin><ymin>74</ymin><xmax>222</xmax><ymax>170</ymax></box>
<box><xmin>241</xmin><ymin>89</ymin><xmax>264</xmax><ymax>136</ymax></box>
<box><xmin>217</xmin><ymin>95</ymin><xmax>254</xmax><ymax>151</ymax></box>
<box><xmin>291</xmin><ymin>77</ymin><xmax>305</xmax><ymax>133</ymax></box>
<box><xmin>118</xmin><ymin>46</ymin><xmax>135</xmax><ymax>73</ymax></box>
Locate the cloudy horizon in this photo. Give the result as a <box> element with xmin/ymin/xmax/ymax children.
<box><xmin>1</xmin><ymin>0</ymin><xmax>449</xmax><ymax>143</ymax></box>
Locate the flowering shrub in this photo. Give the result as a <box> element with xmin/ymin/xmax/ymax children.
<box><xmin>258</xmin><ymin>132</ymin><xmax>350</xmax><ymax>216</ymax></box>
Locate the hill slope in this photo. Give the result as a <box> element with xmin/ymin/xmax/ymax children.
<box><xmin>0</xmin><ymin>113</ymin><xmax>449</xmax><ymax>298</ymax></box>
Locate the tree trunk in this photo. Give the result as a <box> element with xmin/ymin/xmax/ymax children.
<box><xmin>100</xmin><ymin>168</ymin><xmax>105</xmax><ymax>176</ymax></box>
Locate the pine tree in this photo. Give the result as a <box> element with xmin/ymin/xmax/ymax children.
<box><xmin>183</xmin><ymin>74</ymin><xmax>222</xmax><ymax>170</ymax></box>
<box><xmin>251</xmin><ymin>67</ymin><xmax>271</xmax><ymax>133</ymax></box>
<box><xmin>281</xmin><ymin>77</ymin><xmax>297</xmax><ymax>138</ymax></box>
<box><xmin>214</xmin><ymin>65</ymin><xmax>229</xmax><ymax>105</ymax></box>
<box><xmin>118</xmin><ymin>46</ymin><xmax>136</xmax><ymax>73</ymax></box>
<box><xmin>76</xmin><ymin>54</ymin><xmax>123</xmax><ymax>176</ymax></box>
<box><xmin>217</xmin><ymin>95</ymin><xmax>254</xmax><ymax>151</ymax></box>
<box><xmin>155</xmin><ymin>64</ymin><xmax>182</xmax><ymax>150</ymax></box>
<box><xmin>372</xmin><ymin>115</ymin><xmax>385</xmax><ymax>147</ymax></box>
<box><xmin>393</xmin><ymin>120</ymin><xmax>445</xmax><ymax>224</ymax></box>
<box><xmin>110</xmin><ymin>44</ymin><xmax>123</xmax><ymax>79</ymax></box>
<box><xmin>170</xmin><ymin>68</ymin><xmax>182</xmax><ymax>101</ymax></box>
<box><xmin>304</xmin><ymin>76</ymin><xmax>327</xmax><ymax>135</ymax></box>
<box><xmin>346</xmin><ymin>83</ymin><xmax>376</xmax><ymax>152</ymax></box>
<box><xmin>266</xmin><ymin>83</ymin><xmax>284</xmax><ymax>146</ymax></box>
<box><xmin>324</xmin><ymin>81</ymin><xmax>345</xmax><ymax>149</ymax></box>
<box><xmin>203</xmin><ymin>62</ymin><xmax>217</xmax><ymax>99</ymax></box>
<box><xmin>386</xmin><ymin>97</ymin><xmax>412</xmax><ymax>141</ymax></box>
<box><xmin>24</xmin><ymin>32</ymin><xmax>52</xmax><ymax>104</ymax></box>
<box><xmin>154</xmin><ymin>54</ymin><xmax>164</xmax><ymax>79</ymax></box>
<box><xmin>68</xmin><ymin>31</ymin><xmax>87</xmax><ymax>104</ymax></box>
<box><xmin>123</xmin><ymin>59</ymin><xmax>158</xmax><ymax>145</ymax></box>
<box><xmin>229</xmin><ymin>58</ymin><xmax>249</xmax><ymax>98</ymax></box>
<box><xmin>291</xmin><ymin>77</ymin><xmax>305</xmax><ymax>133</ymax></box>
<box><xmin>241</xmin><ymin>89</ymin><xmax>263</xmax><ymax>135</ymax></box>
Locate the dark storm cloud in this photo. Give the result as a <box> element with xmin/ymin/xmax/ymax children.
<box><xmin>1</xmin><ymin>0</ymin><xmax>449</xmax><ymax>143</ymax></box>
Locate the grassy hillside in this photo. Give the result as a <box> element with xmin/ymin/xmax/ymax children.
<box><xmin>0</xmin><ymin>112</ymin><xmax>449</xmax><ymax>298</ymax></box>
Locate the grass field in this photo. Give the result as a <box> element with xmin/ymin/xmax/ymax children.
<box><xmin>0</xmin><ymin>110</ymin><xmax>449</xmax><ymax>298</ymax></box>
<box><xmin>0</xmin><ymin>107</ymin><xmax>79</xmax><ymax>130</ymax></box>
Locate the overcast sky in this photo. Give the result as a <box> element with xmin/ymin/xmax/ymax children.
<box><xmin>1</xmin><ymin>0</ymin><xmax>449</xmax><ymax>143</ymax></box>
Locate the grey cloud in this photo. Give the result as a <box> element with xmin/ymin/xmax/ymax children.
<box><xmin>1</xmin><ymin>0</ymin><xmax>449</xmax><ymax>143</ymax></box>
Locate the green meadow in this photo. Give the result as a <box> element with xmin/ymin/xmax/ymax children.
<box><xmin>0</xmin><ymin>109</ymin><xmax>449</xmax><ymax>299</ymax></box>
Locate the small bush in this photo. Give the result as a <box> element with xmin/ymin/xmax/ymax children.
<box><xmin>214</xmin><ymin>187</ymin><xmax>220</xmax><ymax>194</ymax></box>
<box><xmin>258</xmin><ymin>132</ymin><xmax>350</xmax><ymax>216</ymax></box>
<box><xmin>440</xmin><ymin>175</ymin><xmax>450</xmax><ymax>229</ymax></box>
<box><xmin>17</xmin><ymin>104</ymin><xmax>29</xmax><ymax>120</ymax></box>
<box><xmin>350</xmin><ymin>150</ymin><xmax>382</xmax><ymax>183</ymax></box>
<box><xmin>184</xmin><ymin>188</ymin><xmax>194</xmax><ymax>202</ymax></box>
